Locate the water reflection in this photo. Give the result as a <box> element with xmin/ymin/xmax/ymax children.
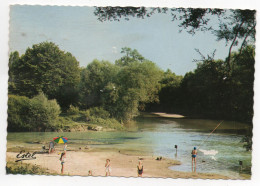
<box><xmin>7</xmin><ymin>114</ymin><xmax>252</xmax><ymax>179</ymax></box>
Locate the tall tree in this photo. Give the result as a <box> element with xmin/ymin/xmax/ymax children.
<box><xmin>10</xmin><ymin>42</ymin><xmax>81</xmax><ymax>109</ymax></box>
<box><xmin>79</xmin><ymin>59</ymin><xmax>119</xmax><ymax>109</ymax></box>
<box><xmin>107</xmin><ymin>48</ymin><xmax>163</xmax><ymax>121</ymax></box>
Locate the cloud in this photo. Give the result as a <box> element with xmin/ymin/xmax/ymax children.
<box><xmin>112</xmin><ymin>46</ymin><xmax>117</xmax><ymax>54</ymax></box>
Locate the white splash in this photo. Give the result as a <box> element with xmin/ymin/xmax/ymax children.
<box><xmin>199</xmin><ymin>149</ymin><xmax>218</xmax><ymax>161</ymax></box>
<box><xmin>199</xmin><ymin>149</ymin><xmax>218</xmax><ymax>156</ymax></box>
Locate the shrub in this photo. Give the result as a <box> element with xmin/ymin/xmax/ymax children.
<box><xmin>88</xmin><ymin>107</ymin><xmax>110</xmax><ymax>119</ymax></box>
<box><xmin>8</xmin><ymin>93</ymin><xmax>61</xmax><ymax>132</ymax></box>
<box><xmin>67</xmin><ymin>105</ymin><xmax>80</xmax><ymax>115</ymax></box>
<box><xmin>88</xmin><ymin>116</ymin><xmax>123</xmax><ymax>130</ymax></box>
<box><xmin>29</xmin><ymin>92</ymin><xmax>61</xmax><ymax>130</ymax></box>
<box><xmin>8</xmin><ymin>95</ymin><xmax>31</xmax><ymax>131</ymax></box>
<box><xmin>6</xmin><ymin>161</ymin><xmax>52</xmax><ymax>175</ymax></box>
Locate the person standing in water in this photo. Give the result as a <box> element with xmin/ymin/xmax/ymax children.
<box><xmin>137</xmin><ymin>161</ymin><xmax>143</xmax><ymax>177</ymax></box>
<box><xmin>105</xmin><ymin>159</ymin><xmax>111</xmax><ymax>176</ymax></box>
<box><xmin>191</xmin><ymin>147</ymin><xmax>197</xmax><ymax>172</ymax></box>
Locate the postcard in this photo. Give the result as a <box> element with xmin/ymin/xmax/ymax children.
<box><xmin>1</xmin><ymin>0</ymin><xmax>259</xmax><ymax>185</ymax></box>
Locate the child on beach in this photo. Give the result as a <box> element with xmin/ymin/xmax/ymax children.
<box><xmin>105</xmin><ymin>159</ymin><xmax>111</xmax><ymax>176</ymax></box>
<box><xmin>48</xmin><ymin>140</ymin><xmax>55</xmax><ymax>154</ymax></box>
<box><xmin>63</xmin><ymin>143</ymin><xmax>67</xmax><ymax>157</ymax></box>
<box><xmin>60</xmin><ymin>152</ymin><xmax>66</xmax><ymax>174</ymax></box>
<box><xmin>137</xmin><ymin>161</ymin><xmax>143</xmax><ymax>177</ymax></box>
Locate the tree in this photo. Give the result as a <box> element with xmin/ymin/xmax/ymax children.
<box><xmin>79</xmin><ymin>48</ymin><xmax>163</xmax><ymax>122</ymax></box>
<box><xmin>94</xmin><ymin>7</ymin><xmax>256</xmax><ymax>73</ymax></box>
<box><xmin>154</xmin><ymin>45</ymin><xmax>255</xmax><ymax>122</ymax></box>
<box><xmin>154</xmin><ymin>69</ymin><xmax>183</xmax><ymax>112</ymax></box>
<box><xmin>115</xmin><ymin>47</ymin><xmax>145</xmax><ymax>66</ymax></box>
<box><xmin>108</xmin><ymin>57</ymin><xmax>163</xmax><ymax>121</ymax></box>
<box><xmin>10</xmin><ymin>42</ymin><xmax>81</xmax><ymax>109</ymax></box>
<box><xmin>8</xmin><ymin>51</ymin><xmax>20</xmax><ymax>94</ymax></box>
<box><xmin>79</xmin><ymin>59</ymin><xmax>119</xmax><ymax>109</ymax></box>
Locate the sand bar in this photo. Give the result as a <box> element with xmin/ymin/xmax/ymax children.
<box><xmin>152</xmin><ymin>112</ymin><xmax>185</xmax><ymax>118</ymax></box>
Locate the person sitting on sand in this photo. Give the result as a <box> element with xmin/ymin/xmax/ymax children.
<box><xmin>60</xmin><ymin>152</ymin><xmax>66</xmax><ymax>174</ymax></box>
<box><xmin>191</xmin><ymin>147</ymin><xmax>197</xmax><ymax>172</ymax></box>
<box><xmin>88</xmin><ymin>170</ymin><xmax>92</xmax><ymax>176</ymax></box>
<box><xmin>137</xmin><ymin>161</ymin><xmax>143</xmax><ymax>177</ymax></box>
<box><xmin>105</xmin><ymin>159</ymin><xmax>111</xmax><ymax>176</ymax></box>
<box><xmin>49</xmin><ymin>140</ymin><xmax>55</xmax><ymax>154</ymax></box>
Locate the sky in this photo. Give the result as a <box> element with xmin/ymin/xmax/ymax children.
<box><xmin>10</xmin><ymin>5</ymin><xmax>236</xmax><ymax>75</ymax></box>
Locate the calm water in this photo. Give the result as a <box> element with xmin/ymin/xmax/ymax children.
<box><xmin>7</xmin><ymin>115</ymin><xmax>252</xmax><ymax>179</ymax></box>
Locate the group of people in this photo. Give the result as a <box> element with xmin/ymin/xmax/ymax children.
<box><xmin>50</xmin><ymin>140</ymin><xmax>143</xmax><ymax>176</ymax></box>
<box><xmin>104</xmin><ymin>159</ymin><xmax>143</xmax><ymax>177</ymax></box>
<box><xmin>48</xmin><ymin>140</ymin><xmax>67</xmax><ymax>174</ymax></box>
<box><xmin>49</xmin><ymin>140</ymin><xmax>197</xmax><ymax>176</ymax></box>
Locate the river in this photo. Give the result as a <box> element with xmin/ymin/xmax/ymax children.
<box><xmin>6</xmin><ymin>114</ymin><xmax>252</xmax><ymax>179</ymax></box>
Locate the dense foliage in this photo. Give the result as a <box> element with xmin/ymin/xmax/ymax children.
<box><xmin>8</xmin><ymin>41</ymin><xmax>254</xmax><ymax>133</ymax></box>
<box><xmin>8</xmin><ymin>93</ymin><xmax>61</xmax><ymax>131</ymax></box>
<box><xmin>79</xmin><ymin>49</ymin><xmax>163</xmax><ymax>122</ymax></box>
<box><xmin>149</xmin><ymin>46</ymin><xmax>254</xmax><ymax>123</ymax></box>
<box><xmin>9</xmin><ymin>42</ymin><xmax>81</xmax><ymax>109</ymax></box>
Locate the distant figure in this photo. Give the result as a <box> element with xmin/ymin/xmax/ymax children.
<box><xmin>105</xmin><ymin>159</ymin><xmax>111</xmax><ymax>176</ymax></box>
<box><xmin>60</xmin><ymin>152</ymin><xmax>66</xmax><ymax>174</ymax></box>
<box><xmin>191</xmin><ymin>147</ymin><xmax>197</xmax><ymax>172</ymax></box>
<box><xmin>88</xmin><ymin>170</ymin><xmax>93</xmax><ymax>176</ymax></box>
<box><xmin>137</xmin><ymin>161</ymin><xmax>143</xmax><ymax>177</ymax></box>
<box><xmin>49</xmin><ymin>140</ymin><xmax>55</xmax><ymax>154</ymax></box>
<box><xmin>64</xmin><ymin>142</ymin><xmax>67</xmax><ymax>157</ymax></box>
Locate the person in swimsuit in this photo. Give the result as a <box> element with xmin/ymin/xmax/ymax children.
<box><xmin>137</xmin><ymin>161</ymin><xmax>143</xmax><ymax>177</ymax></box>
<box><xmin>60</xmin><ymin>152</ymin><xmax>66</xmax><ymax>174</ymax></box>
<box><xmin>191</xmin><ymin>147</ymin><xmax>197</xmax><ymax>172</ymax></box>
<box><xmin>63</xmin><ymin>143</ymin><xmax>67</xmax><ymax>157</ymax></box>
<box><xmin>105</xmin><ymin>159</ymin><xmax>111</xmax><ymax>176</ymax></box>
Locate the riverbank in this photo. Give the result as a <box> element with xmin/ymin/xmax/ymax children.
<box><xmin>6</xmin><ymin>150</ymin><xmax>231</xmax><ymax>179</ymax></box>
<box><xmin>151</xmin><ymin>112</ymin><xmax>185</xmax><ymax>118</ymax></box>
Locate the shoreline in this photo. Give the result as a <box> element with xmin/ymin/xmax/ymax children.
<box><xmin>151</xmin><ymin>112</ymin><xmax>185</xmax><ymax>119</ymax></box>
<box><xmin>6</xmin><ymin>150</ymin><xmax>233</xmax><ymax>179</ymax></box>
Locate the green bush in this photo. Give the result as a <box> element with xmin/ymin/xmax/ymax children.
<box><xmin>8</xmin><ymin>93</ymin><xmax>61</xmax><ymax>132</ymax></box>
<box><xmin>6</xmin><ymin>161</ymin><xmax>52</xmax><ymax>175</ymax></box>
<box><xmin>8</xmin><ymin>95</ymin><xmax>31</xmax><ymax>131</ymax></box>
<box><xmin>88</xmin><ymin>107</ymin><xmax>110</xmax><ymax>119</ymax></box>
<box><xmin>29</xmin><ymin>93</ymin><xmax>61</xmax><ymax>130</ymax></box>
<box><xmin>67</xmin><ymin>105</ymin><xmax>80</xmax><ymax>115</ymax></box>
<box><xmin>89</xmin><ymin>116</ymin><xmax>123</xmax><ymax>130</ymax></box>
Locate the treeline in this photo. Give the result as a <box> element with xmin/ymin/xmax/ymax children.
<box><xmin>148</xmin><ymin>45</ymin><xmax>255</xmax><ymax>123</ymax></box>
<box><xmin>8</xmin><ymin>42</ymin><xmax>163</xmax><ymax>131</ymax></box>
<box><xmin>8</xmin><ymin>42</ymin><xmax>254</xmax><ymax>132</ymax></box>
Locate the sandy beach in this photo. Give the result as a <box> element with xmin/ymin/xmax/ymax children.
<box><xmin>6</xmin><ymin>150</ymin><xmax>230</xmax><ymax>179</ymax></box>
<box><xmin>152</xmin><ymin>112</ymin><xmax>185</xmax><ymax>119</ymax></box>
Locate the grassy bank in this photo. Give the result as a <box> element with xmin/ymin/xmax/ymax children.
<box><xmin>6</xmin><ymin>160</ymin><xmax>57</xmax><ymax>175</ymax></box>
